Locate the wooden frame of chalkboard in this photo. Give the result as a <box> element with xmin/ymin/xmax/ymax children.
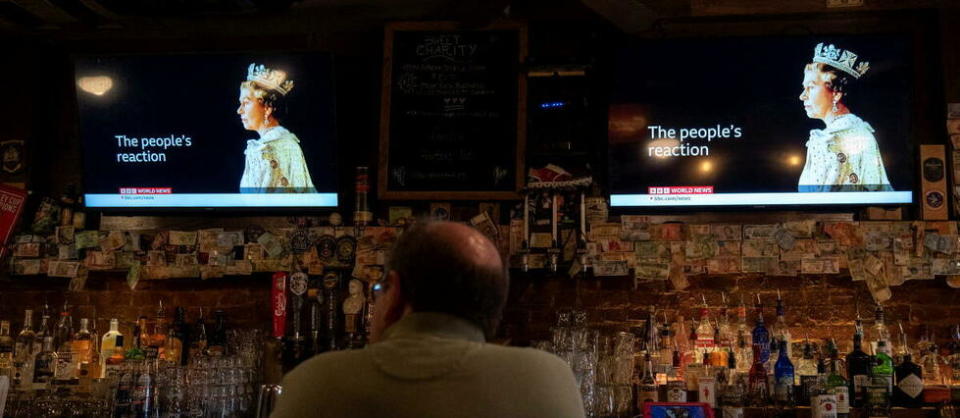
<box><xmin>379</xmin><ymin>21</ymin><xmax>528</xmax><ymax>200</ymax></box>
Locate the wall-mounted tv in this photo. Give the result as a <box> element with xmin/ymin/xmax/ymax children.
<box><xmin>75</xmin><ymin>52</ymin><xmax>337</xmax><ymax>209</ymax></box>
<box><xmin>608</xmin><ymin>35</ymin><xmax>914</xmax><ymax>208</ymax></box>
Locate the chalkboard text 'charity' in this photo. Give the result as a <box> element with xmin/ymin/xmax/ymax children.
<box><xmin>416</xmin><ymin>35</ymin><xmax>479</xmax><ymax>62</ymax></box>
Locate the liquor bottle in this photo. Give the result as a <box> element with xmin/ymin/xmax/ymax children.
<box><xmin>125</xmin><ymin>316</ymin><xmax>147</xmax><ymax>360</ymax></box>
<box><xmin>664</xmin><ymin>345</ymin><xmax>687</xmax><ymax>402</ymax></box>
<box><xmin>797</xmin><ymin>341</ymin><xmax>819</xmax><ymax>404</ymax></box>
<box><xmin>709</xmin><ymin>325</ymin><xmax>728</xmax><ymax>368</ymax></box>
<box><xmin>684</xmin><ymin>347</ymin><xmax>705</xmax><ymax>393</ymax></box>
<box><xmin>87</xmin><ymin>319</ymin><xmax>102</xmax><ymax>379</ymax></box>
<box><xmin>748</xmin><ymin>345</ymin><xmax>769</xmax><ymax>406</ymax></box>
<box><xmin>354</xmin><ymin>166</ymin><xmax>372</xmax><ymax>227</ymax></box>
<box><xmin>812</xmin><ymin>360</ymin><xmax>838</xmax><ymax>418</ymax></box>
<box><xmin>208</xmin><ymin>310</ymin><xmax>227</xmax><ymax>356</ymax></box>
<box><xmin>34</xmin><ymin>308</ymin><xmax>50</xmax><ymax>350</ymax></box>
<box><xmin>100</xmin><ymin>318</ymin><xmax>125</xmax><ymax>367</ymax></box>
<box><xmin>0</xmin><ymin>320</ymin><xmax>14</xmax><ymax>378</ymax></box>
<box><xmin>734</xmin><ymin>303</ymin><xmax>753</xmax><ymax>374</ymax></box>
<box><xmin>751</xmin><ymin>300</ymin><xmax>770</xmax><ymax>367</ymax></box>
<box><xmin>59</xmin><ymin>185</ymin><xmax>77</xmax><ymax>226</ymax></box>
<box><xmin>638</xmin><ymin>353</ymin><xmax>659</xmax><ymax>409</ymax></box>
<box><xmin>166</xmin><ymin>308</ymin><xmax>186</xmax><ymax>365</ymax></box>
<box><xmin>674</xmin><ymin>315</ymin><xmax>694</xmax><ymax>372</ymax></box>
<box><xmin>695</xmin><ymin>305</ymin><xmax>715</xmax><ymax>363</ymax></box>
<box><xmin>847</xmin><ymin>321</ymin><xmax>872</xmax><ymax>407</ymax></box>
<box><xmin>773</xmin><ymin>339</ymin><xmax>795</xmax><ymax>406</ymax></box>
<box><xmin>190</xmin><ymin>308</ymin><xmax>209</xmax><ymax>358</ymax></box>
<box><xmin>893</xmin><ymin>351</ymin><xmax>924</xmax><ymax>407</ymax></box>
<box><xmin>114</xmin><ymin>364</ymin><xmax>134</xmax><ymax>417</ymax></box>
<box><xmin>53</xmin><ymin>304</ymin><xmax>74</xmax><ymax>351</ymax></box>
<box><xmin>717</xmin><ymin>296</ymin><xmax>735</xmax><ymax>351</ymax></box>
<box><xmin>721</xmin><ymin>370</ymin><xmax>747</xmax><ymax>418</ymax></box>
<box><xmin>71</xmin><ymin>318</ymin><xmax>94</xmax><ymax>369</ymax></box>
<box><xmin>150</xmin><ymin>302</ymin><xmax>168</xmax><ymax>360</ymax></box>
<box><xmin>13</xmin><ymin>309</ymin><xmax>36</xmax><ymax>386</ymax></box>
<box><xmin>865</xmin><ymin>371</ymin><xmax>891</xmax><ymax>418</ymax></box>
<box><xmin>131</xmin><ymin>361</ymin><xmax>156</xmax><ymax>417</ymax></box>
<box><xmin>920</xmin><ymin>342</ymin><xmax>943</xmax><ymax>385</ymax></box>
<box><xmin>872</xmin><ymin>341</ymin><xmax>894</xmax><ymax>393</ymax></box>
<box><xmin>643</xmin><ymin>306</ymin><xmax>660</xmax><ymax>356</ymax></box>
<box><xmin>32</xmin><ymin>335</ymin><xmax>57</xmax><ymax>389</ymax></box>
<box><xmin>826</xmin><ymin>352</ymin><xmax>851</xmax><ymax>418</ymax></box>
<box><xmin>871</xmin><ymin>305</ymin><xmax>893</xmax><ymax>357</ymax></box>
<box><xmin>53</xmin><ymin>309</ymin><xmax>78</xmax><ymax>384</ymax></box>
<box><xmin>769</xmin><ymin>291</ymin><xmax>792</xmax><ymax>370</ymax></box>
<box><xmin>658</xmin><ymin>320</ymin><xmax>675</xmax><ymax>377</ymax></box>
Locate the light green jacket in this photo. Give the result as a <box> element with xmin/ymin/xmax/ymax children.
<box><xmin>271</xmin><ymin>312</ymin><xmax>586</xmax><ymax>418</ymax></box>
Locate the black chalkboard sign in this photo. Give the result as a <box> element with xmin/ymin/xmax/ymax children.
<box><xmin>379</xmin><ymin>22</ymin><xmax>527</xmax><ymax>200</ymax></box>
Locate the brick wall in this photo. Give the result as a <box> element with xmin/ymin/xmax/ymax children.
<box><xmin>502</xmin><ymin>273</ymin><xmax>960</xmax><ymax>352</ymax></box>
<box><xmin>0</xmin><ymin>273</ymin><xmax>271</xmax><ymax>337</ymax></box>
<box><xmin>2</xmin><ymin>260</ymin><xmax>959</xmax><ymax>355</ymax></box>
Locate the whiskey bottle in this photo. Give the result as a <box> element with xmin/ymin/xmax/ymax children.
<box><xmin>0</xmin><ymin>320</ymin><xmax>14</xmax><ymax>378</ymax></box>
<box><xmin>812</xmin><ymin>360</ymin><xmax>838</xmax><ymax>418</ymax></box>
<box><xmin>190</xmin><ymin>308</ymin><xmax>209</xmax><ymax>358</ymax></box>
<box><xmin>71</xmin><ymin>318</ymin><xmax>94</xmax><ymax>380</ymax></box>
<box><xmin>208</xmin><ymin>310</ymin><xmax>227</xmax><ymax>356</ymax></box>
<box><xmin>53</xmin><ymin>309</ymin><xmax>78</xmax><ymax>384</ymax></box>
<box><xmin>167</xmin><ymin>307</ymin><xmax>187</xmax><ymax>365</ymax></box>
<box><xmin>100</xmin><ymin>318</ymin><xmax>125</xmax><ymax>367</ymax></box>
<box><xmin>847</xmin><ymin>322</ymin><xmax>872</xmax><ymax>407</ymax></box>
<box><xmin>797</xmin><ymin>341</ymin><xmax>818</xmax><ymax>405</ymax></box>
<box><xmin>637</xmin><ymin>353</ymin><xmax>659</xmax><ymax>409</ymax></box>
<box><xmin>13</xmin><ymin>309</ymin><xmax>36</xmax><ymax>386</ymax></box>
<box><xmin>150</xmin><ymin>302</ymin><xmax>168</xmax><ymax>360</ymax></box>
<box><xmin>826</xmin><ymin>352</ymin><xmax>850</xmax><ymax>418</ymax></box>
<box><xmin>125</xmin><ymin>316</ymin><xmax>147</xmax><ymax>360</ymax></box>
<box><xmin>32</xmin><ymin>335</ymin><xmax>57</xmax><ymax>389</ymax></box>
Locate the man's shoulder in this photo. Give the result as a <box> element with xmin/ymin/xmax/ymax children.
<box><xmin>475</xmin><ymin>344</ymin><xmax>571</xmax><ymax>372</ymax></box>
<box><xmin>283</xmin><ymin>349</ymin><xmax>371</xmax><ymax>385</ymax></box>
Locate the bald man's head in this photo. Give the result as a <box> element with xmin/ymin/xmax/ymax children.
<box><xmin>386</xmin><ymin>221</ymin><xmax>509</xmax><ymax>338</ymax></box>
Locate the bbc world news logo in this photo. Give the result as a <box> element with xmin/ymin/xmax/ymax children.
<box><xmin>648</xmin><ymin>186</ymin><xmax>714</xmax><ymax>195</ymax></box>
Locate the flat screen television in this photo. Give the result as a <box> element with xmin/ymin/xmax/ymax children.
<box><xmin>75</xmin><ymin>52</ymin><xmax>337</xmax><ymax>209</ymax></box>
<box><xmin>608</xmin><ymin>35</ymin><xmax>915</xmax><ymax>208</ymax></box>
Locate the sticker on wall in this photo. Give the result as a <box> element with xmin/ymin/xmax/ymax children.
<box><xmin>0</xmin><ymin>140</ymin><xmax>24</xmax><ymax>174</ymax></box>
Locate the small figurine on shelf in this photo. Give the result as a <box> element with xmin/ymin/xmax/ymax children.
<box><xmin>342</xmin><ymin>279</ymin><xmax>365</xmax><ymax>348</ymax></box>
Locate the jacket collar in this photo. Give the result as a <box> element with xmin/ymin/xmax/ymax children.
<box><xmin>380</xmin><ymin>312</ymin><xmax>486</xmax><ymax>343</ymax></box>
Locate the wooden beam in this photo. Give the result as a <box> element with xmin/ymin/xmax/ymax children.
<box><xmin>11</xmin><ymin>0</ymin><xmax>77</xmax><ymax>23</ymax></box>
<box><xmin>690</xmin><ymin>0</ymin><xmax>940</xmax><ymax>17</ymax></box>
<box><xmin>579</xmin><ymin>0</ymin><xmax>658</xmax><ymax>33</ymax></box>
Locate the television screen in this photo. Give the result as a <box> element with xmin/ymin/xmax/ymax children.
<box><xmin>608</xmin><ymin>35</ymin><xmax>914</xmax><ymax>207</ymax></box>
<box><xmin>75</xmin><ymin>53</ymin><xmax>337</xmax><ymax>209</ymax></box>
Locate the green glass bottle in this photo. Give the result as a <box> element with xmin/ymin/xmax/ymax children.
<box><xmin>826</xmin><ymin>357</ymin><xmax>850</xmax><ymax>418</ymax></box>
<box><xmin>872</xmin><ymin>341</ymin><xmax>894</xmax><ymax>393</ymax></box>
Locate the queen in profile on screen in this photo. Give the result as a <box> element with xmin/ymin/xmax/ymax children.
<box><xmin>797</xmin><ymin>43</ymin><xmax>892</xmax><ymax>192</ymax></box>
<box><xmin>238</xmin><ymin>63</ymin><xmax>316</xmax><ymax>193</ymax></box>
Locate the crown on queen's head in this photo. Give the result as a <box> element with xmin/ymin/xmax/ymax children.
<box><xmin>813</xmin><ymin>43</ymin><xmax>870</xmax><ymax>79</ymax></box>
<box><xmin>246</xmin><ymin>63</ymin><xmax>294</xmax><ymax>96</ymax></box>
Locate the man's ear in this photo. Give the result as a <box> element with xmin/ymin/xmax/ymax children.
<box><xmin>383</xmin><ymin>270</ymin><xmax>407</xmax><ymax>320</ymax></box>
